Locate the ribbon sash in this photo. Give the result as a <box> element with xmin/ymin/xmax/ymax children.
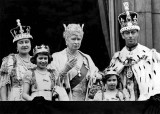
<box><xmin>70</xmin><ymin>63</ymin><xmax>88</xmax><ymax>89</ymax></box>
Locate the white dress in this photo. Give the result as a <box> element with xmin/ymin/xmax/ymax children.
<box><xmin>94</xmin><ymin>90</ymin><xmax>125</xmax><ymax>101</ymax></box>
<box><xmin>23</xmin><ymin>69</ymin><xmax>53</xmax><ymax>101</ymax></box>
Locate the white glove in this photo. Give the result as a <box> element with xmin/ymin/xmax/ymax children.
<box><xmin>63</xmin><ymin>57</ymin><xmax>77</xmax><ymax>73</ymax></box>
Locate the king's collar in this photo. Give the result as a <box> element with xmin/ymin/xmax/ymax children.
<box><xmin>118</xmin><ymin>43</ymin><xmax>150</xmax><ymax>62</ymax></box>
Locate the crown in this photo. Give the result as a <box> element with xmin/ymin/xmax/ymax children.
<box><xmin>10</xmin><ymin>19</ymin><xmax>33</xmax><ymax>43</ymax></box>
<box><xmin>33</xmin><ymin>44</ymin><xmax>50</xmax><ymax>56</ymax></box>
<box><xmin>104</xmin><ymin>68</ymin><xmax>119</xmax><ymax>77</ymax></box>
<box><xmin>118</xmin><ymin>2</ymin><xmax>140</xmax><ymax>33</ymax></box>
<box><xmin>63</xmin><ymin>24</ymin><xmax>84</xmax><ymax>39</ymax></box>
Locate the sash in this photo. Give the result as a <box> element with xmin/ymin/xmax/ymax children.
<box><xmin>70</xmin><ymin>63</ymin><xmax>88</xmax><ymax>89</ymax></box>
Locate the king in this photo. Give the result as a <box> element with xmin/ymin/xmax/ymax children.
<box><xmin>104</xmin><ymin>2</ymin><xmax>160</xmax><ymax>101</ymax></box>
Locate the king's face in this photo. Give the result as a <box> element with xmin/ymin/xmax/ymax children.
<box><xmin>122</xmin><ymin>29</ymin><xmax>139</xmax><ymax>47</ymax></box>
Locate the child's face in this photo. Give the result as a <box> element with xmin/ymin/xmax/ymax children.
<box><xmin>36</xmin><ymin>54</ymin><xmax>48</xmax><ymax>69</ymax></box>
<box><xmin>106</xmin><ymin>75</ymin><xmax>118</xmax><ymax>90</ymax></box>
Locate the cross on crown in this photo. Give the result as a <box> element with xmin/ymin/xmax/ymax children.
<box><xmin>118</xmin><ymin>2</ymin><xmax>140</xmax><ymax>33</ymax></box>
<box><xmin>10</xmin><ymin>19</ymin><xmax>33</xmax><ymax>43</ymax></box>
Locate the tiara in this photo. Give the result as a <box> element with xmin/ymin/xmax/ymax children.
<box><xmin>33</xmin><ymin>44</ymin><xmax>50</xmax><ymax>56</ymax></box>
<box><xmin>63</xmin><ymin>24</ymin><xmax>84</xmax><ymax>38</ymax></box>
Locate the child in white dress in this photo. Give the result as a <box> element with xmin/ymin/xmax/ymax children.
<box><xmin>22</xmin><ymin>45</ymin><xmax>57</xmax><ymax>101</ymax></box>
<box><xmin>94</xmin><ymin>69</ymin><xmax>135</xmax><ymax>101</ymax></box>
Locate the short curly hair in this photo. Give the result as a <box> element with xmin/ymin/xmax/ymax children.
<box><xmin>30</xmin><ymin>52</ymin><xmax>53</xmax><ymax>65</ymax></box>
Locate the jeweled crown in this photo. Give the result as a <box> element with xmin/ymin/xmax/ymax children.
<box><xmin>63</xmin><ymin>24</ymin><xmax>84</xmax><ymax>39</ymax></box>
<box><xmin>118</xmin><ymin>2</ymin><xmax>140</xmax><ymax>33</ymax></box>
<box><xmin>104</xmin><ymin>68</ymin><xmax>119</xmax><ymax>77</ymax></box>
<box><xmin>33</xmin><ymin>44</ymin><xmax>50</xmax><ymax>56</ymax></box>
<box><xmin>10</xmin><ymin>19</ymin><xmax>33</xmax><ymax>43</ymax></box>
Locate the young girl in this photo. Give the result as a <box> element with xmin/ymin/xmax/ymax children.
<box><xmin>94</xmin><ymin>69</ymin><xmax>135</xmax><ymax>101</ymax></box>
<box><xmin>22</xmin><ymin>44</ymin><xmax>58</xmax><ymax>101</ymax></box>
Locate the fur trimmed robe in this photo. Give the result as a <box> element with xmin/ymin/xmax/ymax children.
<box><xmin>107</xmin><ymin>43</ymin><xmax>160</xmax><ymax>100</ymax></box>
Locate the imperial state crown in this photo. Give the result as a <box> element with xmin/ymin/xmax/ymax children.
<box><xmin>118</xmin><ymin>2</ymin><xmax>140</xmax><ymax>33</ymax></box>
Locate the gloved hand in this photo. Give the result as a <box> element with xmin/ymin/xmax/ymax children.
<box><xmin>62</xmin><ymin>57</ymin><xmax>77</xmax><ymax>74</ymax></box>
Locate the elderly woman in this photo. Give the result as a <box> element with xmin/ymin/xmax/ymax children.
<box><xmin>0</xmin><ymin>19</ymin><xmax>35</xmax><ymax>101</ymax></box>
<box><xmin>48</xmin><ymin>23</ymin><xmax>102</xmax><ymax>101</ymax></box>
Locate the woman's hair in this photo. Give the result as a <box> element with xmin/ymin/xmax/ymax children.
<box><xmin>30</xmin><ymin>52</ymin><xmax>53</xmax><ymax>65</ymax></box>
<box><xmin>102</xmin><ymin>74</ymin><xmax>122</xmax><ymax>89</ymax></box>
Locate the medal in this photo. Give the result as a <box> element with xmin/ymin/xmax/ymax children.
<box><xmin>78</xmin><ymin>70</ymin><xmax>81</xmax><ymax>77</ymax></box>
<box><xmin>126</xmin><ymin>67</ymin><xmax>133</xmax><ymax>78</ymax></box>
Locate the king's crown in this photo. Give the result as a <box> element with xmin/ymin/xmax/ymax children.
<box><xmin>118</xmin><ymin>2</ymin><xmax>140</xmax><ymax>33</ymax></box>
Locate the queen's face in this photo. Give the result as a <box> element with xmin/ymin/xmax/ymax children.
<box><xmin>106</xmin><ymin>75</ymin><xmax>118</xmax><ymax>91</ymax></box>
<box><xmin>66</xmin><ymin>34</ymin><xmax>82</xmax><ymax>51</ymax></box>
<box><xmin>17</xmin><ymin>38</ymin><xmax>31</xmax><ymax>54</ymax></box>
<box><xmin>36</xmin><ymin>54</ymin><xmax>48</xmax><ymax>69</ymax></box>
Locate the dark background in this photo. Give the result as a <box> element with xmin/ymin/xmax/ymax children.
<box><xmin>0</xmin><ymin>101</ymin><xmax>148</xmax><ymax>114</ymax></box>
<box><xmin>0</xmin><ymin>0</ymin><xmax>110</xmax><ymax>71</ymax></box>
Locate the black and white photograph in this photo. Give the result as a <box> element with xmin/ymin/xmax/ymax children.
<box><xmin>0</xmin><ymin>0</ymin><xmax>160</xmax><ymax>113</ymax></box>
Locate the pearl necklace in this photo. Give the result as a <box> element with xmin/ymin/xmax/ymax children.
<box><xmin>18</xmin><ymin>54</ymin><xmax>30</xmax><ymax>63</ymax></box>
<box><xmin>17</xmin><ymin>54</ymin><xmax>31</xmax><ymax>71</ymax></box>
<box><xmin>66</xmin><ymin>48</ymin><xmax>79</xmax><ymax>60</ymax></box>
<box><xmin>66</xmin><ymin>49</ymin><xmax>82</xmax><ymax>77</ymax></box>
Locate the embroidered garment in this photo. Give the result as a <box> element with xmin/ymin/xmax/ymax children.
<box><xmin>23</xmin><ymin>68</ymin><xmax>56</xmax><ymax>101</ymax></box>
<box><xmin>94</xmin><ymin>90</ymin><xmax>125</xmax><ymax>101</ymax></box>
<box><xmin>0</xmin><ymin>54</ymin><xmax>35</xmax><ymax>101</ymax></box>
<box><xmin>107</xmin><ymin>43</ymin><xmax>160</xmax><ymax>100</ymax></box>
<box><xmin>48</xmin><ymin>48</ymin><xmax>100</xmax><ymax>101</ymax></box>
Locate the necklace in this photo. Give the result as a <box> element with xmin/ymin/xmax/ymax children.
<box><xmin>75</xmin><ymin>65</ymin><xmax>81</xmax><ymax>77</ymax></box>
<box><xmin>18</xmin><ymin>54</ymin><xmax>30</xmax><ymax>63</ymax></box>
<box><xmin>66</xmin><ymin>48</ymin><xmax>82</xmax><ymax>77</ymax></box>
<box><xmin>66</xmin><ymin>48</ymin><xmax>79</xmax><ymax>60</ymax></box>
<box><xmin>17</xmin><ymin>54</ymin><xmax>31</xmax><ymax>71</ymax></box>
<box><xmin>36</xmin><ymin>69</ymin><xmax>48</xmax><ymax>75</ymax></box>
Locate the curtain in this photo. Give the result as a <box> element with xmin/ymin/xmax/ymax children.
<box><xmin>98</xmin><ymin>0</ymin><xmax>123</xmax><ymax>58</ymax></box>
<box><xmin>98</xmin><ymin>0</ymin><xmax>111</xmax><ymax>58</ymax></box>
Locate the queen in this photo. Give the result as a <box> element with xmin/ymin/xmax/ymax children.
<box><xmin>48</xmin><ymin>23</ymin><xmax>102</xmax><ymax>101</ymax></box>
<box><xmin>0</xmin><ymin>19</ymin><xmax>35</xmax><ymax>101</ymax></box>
